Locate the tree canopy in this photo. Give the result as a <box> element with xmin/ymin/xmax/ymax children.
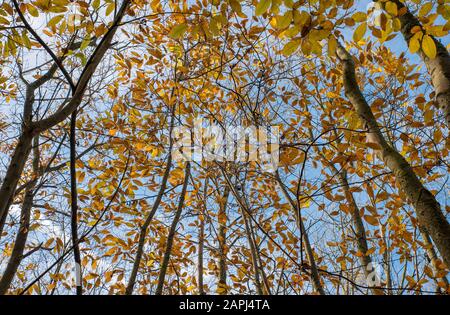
<box><xmin>0</xmin><ymin>0</ymin><xmax>449</xmax><ymax>295</ymax></box>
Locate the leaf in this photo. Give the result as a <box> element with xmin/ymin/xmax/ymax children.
<box><xmin>169</xmin><ymin>23</ymin><xmax>188</xmax><ymax>39</ymax></box>
<box><xmin>364</xmin><ymin>215</ymin><xmax>379</xmax><ymax>226</ymax></box>
<box><xmin>409</xmin><ymin>37</ymin><xmax>421</xmax><ymax>54</ymax></box>
<box><xmin>353</xmin><ymin>22</ymin><xmax>367</xmax><ymax>42</ymax></box>
<box><xmin>0</xmin><ymin>16</ymin><xmax>9</xmax><ymax>25</ymax></box>
<box><xmin>419</xmin><ymin>2</ymin><xmax>433</xmax><ymax>17</ymax></box>
<box><xmin>47</xmin><ymin>15</ymin><xmax>64</xmax><ymax>28</ymax></box>
<box><xmin>352</xmin><ymin>12</ymin><xmax>367</xmax><ymax>23</ymax></box>
<box><xmin>422</xmin><ymin>35</ymin><xmax>437</xmax><ymax>59</ymax></box>
<box><xmin>281</xmin><ymin>39</ymin><xmax>300</xmax><ymax>56</ymax></box>
<box><xmin>255</xmin><ymin>0</ymin><xmax>271</xmax><ymax>16</ymax></box>
<box><xmin>106</xmin><ymin>2</ymin><xmax>115</xmax><ymax>16</ymax></box>
<box><xmin>27</xmin><ymin>4</ymin><xmax>39</xmax><ymax>17</ymax></box>
<box><xmin>385</xmin><ymin>1</ymin><xmax>398</xmax><ymax>16</ymax></box>
<box><xmin>328</xmin><ymin>36</ymin><xmax>338</xmax><ymax>57</ymax></box>
<box><xmin>229</xmin><ymin>0</ymin><xmax>242</xmax><ymax>15</ymax></box>
<box><xmin>93</xmin><ymin>0</ymin><xmax>100</xmax><ymax>10</ymax></box>
<box><xmin>275</xmin><ymin>11</ymin><xmax>292</xmax><ymax>29</ymax></box>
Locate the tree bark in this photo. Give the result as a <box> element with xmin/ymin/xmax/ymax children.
<box><xmin>419</xmin><ymin>227</ymin><xmax>450</xmax><ymax>294</ymax></box>
<box><xmin>339</xmin><ymin>169</ymin><xmax>384</xmax><ymax>295</ymax></box>
<box><xmin>275</xmin><ymin>172</ymin><xmax>326</xmax><ymax>295</ymax></box>
<box><xmin>385</xmin><ymin>0</ymin><xmax>450</xmax><ymax>126</ymax></box>
<box><xmin>155</xmin><ymin>162</ymin><xmax>191</xmax><ymax>295</ymax></box>
<box><xmin>198</xmin><ymin>178</ymin><xmax>208</xmax><ymax>295</ymax></box>
<box><xmin>337</xmin><ymin>43</ymin><xmax>450</xmax><ymax>269</ymax></box>
<box><xmin>241</xmin><ymin>208</ymin><xmax>264</xmax><ymax>295</ymax></box>
<box><xmin>217</xmin><ymin>186</ymin><xmax>230</xmax><ymax>294</ymax></box>
<box><xmin>0</xmin><ymin>135</ymin><xmax>39</xmax><ymax>294</ymax></box>
<box><xmin>0</xmin><ymin>132</ymin><xmax>34</xmax><ymax>237</ymax></box>
<box><xmin>125</xmin><ymin>107</ymin><xmax>175</xmax><ymax>295</ymax></box>
<box><xmin>70</xmin><ymin>110</ymin><xmax>82</xmax><ymax>295</ymax></box>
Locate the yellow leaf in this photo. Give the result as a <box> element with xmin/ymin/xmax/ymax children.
<box><xmin>419</xmin><ymin>2</ymin><xmax>433</xmax><ymax>17</ymax></box>
<box><xmin>422</xmin><ymin>35</ymin><xmax>437</xmax><ymax>59</ymax></box>
<box><xmin>0</xmin><ymin>16</ymin><xmax>9</xmax><ymax>25</ymax></box>
<box><xmin>169</xmin><ymin>23</ymin><xmax>188</xmax><ymax>39</ymax></box>
<box><xmin>27</xmin><ymin>4</ymin><xmax>39</xmax><ymax>17</ymax></box>
<box><xmin>353</xmin><ymin>22</ymin><xmax>367</xmax><ymax>42</ymax></box>
<box><xmin>229</xmin><ymin>0</ymin><xmax>242</xmax><ymax>15</ymax></box>
<box><xmin>409</xmin><ymin>37</ymin><xmax>421</xmax><ymax>54</ymax></box>
<box><xmin>385</xmin><ymin>1</ymin><xmax>398</xmax><ymax>16</ymax></box>
<box><xmin>328</xmin><ymin>36</ymin><xmax>338</xmax><ymax>57</ymax></box>
<box><xmin>281</xmin><ymin>39</ymin><xmax>300</xmax><ymax>56</ymax></box>
<box><xmin>255</xmin><ymin>0</ymin><xmax>271</xmax><ymax>16</ymax></box>
<box><xmin>93</xmin><ymin>0</ymin><xmax>100</xmax><ymax>10</ymax></box>
<box><xmin>106</xmin><ymin>2</ymin><xmax>115</xmax><ymax>16</ymax></box>
<box><xmin>275</xmin><ymin>11</ymin><xmax>292</xmax><ymax>29</ymax></box>
<box><xmin>47</xmin><ymin>15</ymin><xmax>64</xmax><ymax>28</ymax></box>
<box><xmin>352</xmin><ymin>12</ymin><xmax>367</xmax><ymax>23</ymax></box>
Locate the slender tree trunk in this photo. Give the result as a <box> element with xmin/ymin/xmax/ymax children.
<box><xmin>0</xmin><ymin>135</ymin><xmax>39</xmax><ymax>294</ymax></box>
<box><xmin>241</xmin><ymin>208</ymin><xmax>264</xmax><ymax>295</ymax></box>
<box><xmin>385</xmin><ymin>0</ymin><xmax>450</xmax><ymax>126</ymax></box>
<box><xmin>70</xmin><ymin>110</ymin><xmax>82</xmax><ymax>295</ymax></box>
<box><xmin>380</xmin><ymin>223</ymin><xmax>392</xmax><ymax>294</ymax></box>
<box><xmin>338</xmin><ymin>170</ymin><xmax>384</xmax><ymax>295</ymax></box>
<box><xmin>419</xmin><ymin>227</ymin><xmax>450</xmax><ymax>293</ymax></box>
<box><xmin>125</xmin><ymin>107</ymin><xmax>175</xmax><ymax>295</ymax></box>
<box><xmin>198</xmin><ymin>178</ymin><xmax>208</xmax><ymax>295</ymax></box>
<box><xmin>316</xmin><ymin>145</ymin><xmax>383</xmax><ymax>295</ymax></box>
<box><xmin>217</xmin><ymin>186</ymin><xmax>230</xmax><ymax>294</ymax></box>
<box><xmin>125</xmin><ymin>154</ymin><xmax>172</xmax><ymax>294</ymax></box>
<box><xmin>275</xmin><ymin>172</ymin><xmax>326</xmax><ymax>295</ymax></box>
<box><xmin>309</xmin><ymin>99</ymin><xmax>383</xmax><ymax>295</ymax></box>
<box><xmin>198</xmin><ymin>216</ymin><xmax>205</xmax><ymax>295</ymax></box>
<box><xmin>337</xmin><ymin>43</ymin><xmax>450</xmax><ymax>269</ymax></box>
<box><xmin>249</xmin><ymin>218</ymin><xmax>271</xmax><ymax>294</ymax></box>
<box><xmin>155</xmin><ymin>162</ymin><xmax>191</xmax><ymax>295</ymax></box>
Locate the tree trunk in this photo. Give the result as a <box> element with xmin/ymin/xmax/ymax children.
<box><xmin>419</xmin><ymin>227</ymin><xmax>450</xmax><ymax>294</ymax></box>
<box><xmin>316</xmin><ymin>143</ymin><xmax>383</xmax><ymax>295</ymax></box>
<box><xmin>125</xmin><ymin>106</ymin><xmax>175</xmax><ymax>295</ymax></box>
<box><xmin>155</xmin><ymin>162</ymin><xmax>191</xmax><ymax>295</ymax></box>
<box><xmin>385</xmin><ymin>0</ymin><xmax>450</xmax><ymax>126</ymax></box>
<box><xmin>198</xmin><ymin>216</ymin><xmax>205</xmax><ymax>295</ymax></box>
<box><xmin>275</xmin><ymin>172</ymin><xmax>326</xmax><ymax>295</ymax></box>
<box><xmin>198</xmin><ymin>178</ymin><xmax>208</xmax><ymax>295</ymax></box>
<box><xmin>0</xmin><ymin>132</ymin><xmax>34</xmax><ymax>237</ymax></box>
<box><xmin>338</xmin><ymin>170</ymin><xmax>384</xmax><ymax>295</ymax></box>
<box><xmin>70</xmin><ymin>110</ymin><xmax>82</xmax><ymax>295</ymax></box>
<box><xmin>217</xmin><ymin>186</ymin><xmax>230</xmax><ymax>294</ymax></box>
<box><xmin>0</xmin><ymin>135</ymin><xmax>39</xmax><ymax>294</ymax></box>
<box><xmin>337</xmin><ymin>43</ymin><xmax>450</xmax><ymax>269</ymax></box>
<box><xmin>241</xmin><ymin>208</ymin><xmax>264</xmax><ymax>295</ymax></box>
<box><xmin>249</xmin><ymin>217</ymin><xmax>271</xmax><ymax>294</ymax></box>
<box><xmin>380</xmin><ymin>223</ymin><xmax>392</xmax><ymax>294</ymax></box>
